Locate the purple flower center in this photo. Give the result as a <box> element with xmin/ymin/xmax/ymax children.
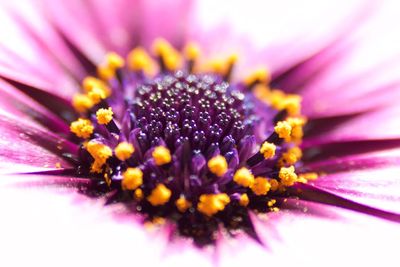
<box><xmin>69</xmin><ymin>39</ymin><xmax>314</xmax><ymax>246</ymax></box>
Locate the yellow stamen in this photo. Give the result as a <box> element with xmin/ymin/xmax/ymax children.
<box><xmin>105</xmin><ymin>52</ymin><xmax>125</xmax><ymax>69</ymax></box>
<box><xmin>82</xmin><ymin>76</ymin><xmax>111</xmax><ymax>96</ymax></box>
<box><xmin>121</xmin><ymin>167</ymin><xmax>143</xmax><ymax>190</ymax></box>
<box><xmin>274</xmin><ymin>121</ymin><xmax>292</xmax><ymax>140</ymax></box>
<box><xmin>269</xmin><ymin>178</ymin><xmax>280</xmax><ymax>191</ymax></box>
<box><xmin>88</xmin><ymin>87</ymin><xmax>107</xmax><ymax>104</ymax></box>
<box><xmin>175</xmin><ymin>196</ymin><xmax>192</xmax><ymax>213</ymax></box>
<box><xmin>134</xmin><ymin>188</ymin><xmax>144</xmax><ymax>200</ymax></box>
<box><xmin>286</xmin><ymin>117</ymin><xmax>306</xmax><ymax>143</ymax></box>
<box><xmin>183</xmin><ymin>42</ymin><xmax>200</xmax><ymax>60</ymax></box>
<box><xmin>127</xmin><ymin>47</ymin><xmax>155</xmax><ymax>75</ymax></box>
<box><xmin>197</xmin><ymin>193</ymin><xmax>230</xmax><ymax>217</ymax></box>
<box><xmin>97</xmin><ymin>65</ymin><xmax>115</xmax><ymax>81</ymax></box>
<box><xmin>279</xmin><ymin>166</ymin><xmax>298</xmax><ymax>186</ymax></box>
<box><xmin>298</xmin><ymin>172</ymin><xmax>318</xmax><ymax>183</ymax></box>
<box><xmin>114</xmin><ymin>142</ymin><xmax>135</xmax><ymax>161</ymax></box>
<box><xmin>207</xmin><ymin>155</ymin><xmax>228</xmax><ymax>177</ymax></box>
<box><xmin>104</xmin><ymin>172</ymin><xmax>111</xmax><ymax>186</ymax></box>
<box><xmin>86</xmin><ymin>141</ymin><xmax>112</xmax><ymax>173</ymax></box>
<box><xmin>279</xmin><ymin>146</ymin><xmax>302</xmax><ymax>166</ymax></box>
<box><xmin>72</xmin><ymin>93</ymin><xmax>93</xmax><ymax>113</ymax></box>
<box><xmin>152</xmin><ymin>146</ymin><xmax>172</xmax><ymax>166</ymax></box>
<box><xmin>152</xmin><ymin>38</ymin><xmax>182</xmax><ymax>71</ymax></box>
<box><xmin>233</xmin><ymin>167</ymin><xmax>254</xmax><ymax>187</ymax></box>
<box><xmin>239</xmin><ymin>193</ymin><xmax>249</xmax><ymax>207</ymax></box>
<box><xmin>267</xmin><ymin>199</ymin><xmax>276</xmax><ymax>207</ymax></box>
<box><xmin>147</xmin><ymin>184</ymin><xmax>172</xmax><ymax>206</ymax></box>
<box><xmin>260</xmin><ymin>142</ymin><xmax>276</xmax><ymax>159</ymax></box>
<box><xmin>96</xmin><ymin>107</ymin><xmax>113</xmax><ymax>125</ymax></box>
<box><xmin>284</xmin><ymin>95</ymin><xmax>302</xmax><ymax>116</ymax></box>
<box><xmin>251</xmin><ymin>177</ymin><xmax>271</xmax><ymax>196</ymax></box>
<box><xmin>244</xmin><ymin>68</ymin><xmax>270</xmax><ymax>86</ymax></box>
<box><xmin>70</xmin><ymin>118</ymin><xmax>94</xmax><ymax>139</ymax></box>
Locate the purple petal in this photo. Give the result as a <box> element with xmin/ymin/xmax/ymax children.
<box><xmin>0</xmin><ymin>114</ymin><xmax>76</xmax><ymax>173</ymax></box>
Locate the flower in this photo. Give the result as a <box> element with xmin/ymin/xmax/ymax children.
<box><xmin>0</xmin><ymin>0</ymin><xmax>400</xmax><ymax>266</ymax></box>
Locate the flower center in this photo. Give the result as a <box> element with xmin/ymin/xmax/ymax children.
<box><xmin>69</xmin><ymin>39</ymin><xmax>316</xmax><ymax>246</ymax></box>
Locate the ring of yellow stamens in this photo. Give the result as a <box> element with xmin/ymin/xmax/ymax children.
<box><xmin>86</xmin><ymin>141</ymin><xmax>112</xmax><ymax>173</ymax></box>
<box><xmin>152</xmin><ymin>146</ymin><xmax>172</xmax><ymax>166</ymax></box>
<box><xmin>279</xmin><ymin>166</ymin><xmax>298</xmax><ymax>186</ymax></box>
<box><xmin>197</xmin><ymin>193</ymin><xmax>230</xmax><ymax>217</ymax></box>
<box><xmin>70</xmin><ymin>118</ymin><xmax>94</xmax><ymax>138</ymax></box>
<box><xmin>147</xmin><ymin>184</ymin><xmax>172</xmax><ymax>206</ymax></box>
<box><xmin>269</xmin><ymin>179</ymin><xmax>280</xmax><ymax>191</ymax></box>
<box><xmin>96</xmin><ymin>107</ymin><xmax>113</xmax><ymax>125</ymax></box>
<box><xmin>260</xmin><ymin>142</ymin><xmax>276</xmax><ymax>159</ymax></box>
<box><xmin>121</xmin><ymin>167</ymin><xmax>143</xmax><ymax>190</ymax></box>
<box><xmin>207</xmin><ymin>155</ymin><xmax>228</xmax><ymax>177</ymax></box>
<box><xmin>233</xmin><ymin>167</ymin><xmax>255</xmax><ymax>187</ymax></box>
<box><xmin>239</xmin><ymin>193</ymin><xmax>249</xmax><ymax>207</ymax></box>
<box><xmin>114</xmin><ymin>142</ymin><xmax>135</xmax><ymax>161</ymax></box>
<box><xmin>175</xmin><ymin>196</ymin><xmax>192</xmax><ymax>213</ymax></box>
<box><xmin>251</xmin><ymin>177</ymin><xmax>271</xmax><ymax>196</ymax></box>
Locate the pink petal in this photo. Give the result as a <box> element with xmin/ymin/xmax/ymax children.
<box><xmin>0</xmin><ymin>114</ymin><xmax>76</xmax><ymax>173</ymax></box>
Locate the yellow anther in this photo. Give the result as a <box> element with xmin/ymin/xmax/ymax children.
<box><xmin>251</xmin><ymin>177</ymin><xmax>271</xmax><ymax>196</ymax></box>
<box><xmin>72</xmin><ymin>93</ymin><xmax>93</xmax><ymax>113</ymax></box>
<box><xmin>82</xmin><ymin>76</ymin><xmax>111</xmax><ymax>96</ymax></box>
<box><xmin>86</xmin><ymin>141</ymin><xmax>112</xmax><ymax>173</ymax></box>
<box><xmin>152</xmin><ymin>146</ymin><xmax>172</xmax><ymax>166</ymax></box>
<box><xmin>269</xmin><ymin>89</ymin><xmax>287</xmax><ymax>110</ymax></box>
<box><xmin>96</xmin><ymin>107</ymin><xmax>113</xmax><ymax>125</ymax></box>
<box><xmin>284</xmin><ymin>95</ymin><xmax>302</xmax><ymax>116</ymax></box>
<box><xmin>207</xmin><ymin>155</ymin><xmax>228</xmax><ymax>177</ymax></box>
<box><xmin>197</xmin><ymin>193</ymin><xmax>230</xmax><ymax>217</ymax></box>
<box><xmin>152</xmin><ymin>38</ymin><xmax>182</xmax><ymax>71</ymax></box>
<box><xmin>121</xmin><ymin>167</ymin><xmax>143</xmax><ymax>190</ymax></box>
<box><xmin>97</xmin><ymin>65</ymin><xmax>115</xmax><ymax>81</ymax></box>
<box><xmin>267</xmin><ymin>199</ymin><xmax>276</xmax><ymax>207</ymax></box>
<box><xmin>114</xmin><ymin>142</ymin><xmax>134</xmax><ymax>161</ymax></box>
<box><xmin>127</xmin><ymin>47</ymin><xmax>155</xmax><ymax>74</ymax></box>
<box><xmin>175</xmin><ymin>196</ymin><xmax>192</xmax><ymax>213</ymax></box>
<box><xmin>233</xmin><ymin>167</ymin><xmax>255</xmax><ymax>187</ymax></box>
<box><xmin>88</xmin><ymin>87</ymin><xmax>107</xmax><ymax>104</ymax></box>
<box><xmin>244</xmin><ymin>68</ymin><xmax>270</xmax><ymax>86</ymax></box>
<box><xmin>208</xmin><ymin>59</ymin><xmax>226</xmax><ymax>74</ymax></box>
<box><xmin>184</xmin><ymin>42</ymin><xmax>200</xmax><ymax>60</ymax></box>
<box><xmin>105</xmin><ymin>52</ymin><xmax>125</xmax><ymax>69</ymax></box>
<box><xmin>279</xmin><ymin>166</ymin><xmax>298</xmax><ymax>186</ymax></box>
<box><xmin>260</xmin><ymin>142</ymin><xmax>276</xmax><ymax>159</ymax></box>
<box><xmin>298</xmin><ymin>172</ymin><xmax>318</xmax><ymax>183</ymax></box>
<box><xmin>70</xmin><ymin>118</ymin><xmax>94</xmax><ymax>139</ymax></box>
<box><xmin>279</xmin><ymin>146</ymin><xmax>302</xmax><ymax>166</ymax></box>
<box><xmin>275</xmin><ymin>121</ymin><xmax>292</xmax><ymax>140</ymax></box>
<box><xmin>269</xmin><ymin>178</ymin><xmax>280</xmax><ymax>191</ymax></box>
<box><xmin>104</xmin><ymin>172</ymin><xmax>111</xmax><ymax>186</ymax></box>
<box><xmin>228</xmin><ymin>53</ymin><xmax>239</xmax><ymax>65</ymax></box>
<box><xmin>147</xmin><ymin>184</ymin><xmax>172</xmax><ymax>206</ymax></box>
<box><xmin>134</xmin><ymin>188</ymin><xmax>144</xmax><ymax>200</ymax></box>
<box><xmin>239</xmin><ymin>193</ymin><xmax>249</xmax><ymax>207</ymax></box>
<box><xmin>286</xmin><ymin>117</ymin><xmax>306</xmax><ymax>143</ymax></box>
